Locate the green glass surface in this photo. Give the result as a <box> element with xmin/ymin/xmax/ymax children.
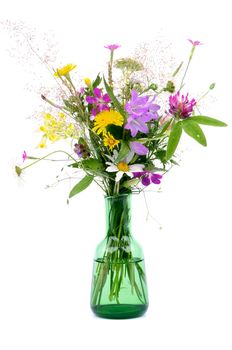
<box><xmin>90</xmin><ymin>194</ymin><xmax>149</xmax><ymax>319</ymax></box>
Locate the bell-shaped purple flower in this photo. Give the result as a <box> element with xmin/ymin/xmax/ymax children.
<box><xmin>124</xmin><ymin>89</ymin><xmax>160</xmax><ymax>137</ymax></box>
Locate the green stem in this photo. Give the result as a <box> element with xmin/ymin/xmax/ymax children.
<box><xmin>179</xmin><ymin>47</ymin><xmax>195</xmax><ymax>91</ymax></box>
<box><xmin>21</xmin><ymin>150</ymin><xmax>78</xmax><ymax>172</ymax></box>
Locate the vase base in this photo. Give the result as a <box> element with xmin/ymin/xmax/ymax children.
<box><xmin>91</xmin><ymin>304</ymin><xmax>148</xmax><ymax>319</ymax></box>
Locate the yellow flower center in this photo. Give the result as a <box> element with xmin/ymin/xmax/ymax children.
<box><xmin>117</xmin><ymin>162</ymin><xmax>129</xmax><ymax>172</ymax></box>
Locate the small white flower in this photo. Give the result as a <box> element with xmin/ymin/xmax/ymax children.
<box><xmin>105</xmin><ymin>150</ymin><xmax>144</xmax><ymax>182</ymax></box>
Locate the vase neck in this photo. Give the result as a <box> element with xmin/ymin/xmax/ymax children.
<box><xmin>105</xmin><ymin>194</ymin><xmax>132</xmax><ymax>238</ymax></box>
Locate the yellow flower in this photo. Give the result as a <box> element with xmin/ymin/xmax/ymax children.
<box><xmin>39</xmin><ymin>137</ymin><xmax>47</xmax><ymax>148</ymax></box>
<box><xmin>39</xmin><ymin>112</ymin><xmax>79</xmax><ymax>147</ymax></box>
<box><xmin>54</xmin><ymin>64</ymin><xmax>77</xmax><ymax>77</ymax></box>
<box><xmin>103</xmin><ymin>132</ymin><xmax>120</xmax><ymax>150</ymax></box>
<box><xmin>93</xmin><ymin>110</ymin><xmax>124</xmax><ymax>135</ymax></box>
<box><xmin>84</xmin><ymin>77</ymin><xmax>91</xmax><ymax>86</ymax></box>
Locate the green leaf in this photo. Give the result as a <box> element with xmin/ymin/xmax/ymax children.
<box><xmin>92</xmin><ymin>74</ymin><xmax>102</xmax><ymax>88</ymax></box>
<box><xmin>172</xmin><ymin>61</ymin><xmax>183</xmax><ymax>77</ymax></box>
<box><xmin>123</xmin><ymin>178</ymin><xmax>140</xmax><ymax>188</ymax></box>
<box><xmin>115</xmin><ymin>141</ymin><xmax>130</xmax><ymax>163</ymax></box>
<box><xmin>191</xmin><ymin>115</ymin><xmax>227</xmax><ymax>127</ymax></box>
<box><xmin>182</xmin><ymin>119</ymin><xmax>207</xmax><ymax>146</ymax></box>
<box><xmin>155</xmin><ymin>149</ymin><xmax>167</xmax><ymax>162</ymax></box>
<box><xmin>106</xmin><ymin>124</ymin><xmax>123</xmax><ymax>139</ymax></box>
<box><xmin>166</xmin><ymin>122</ymin><xmax>182</xmax><ymax>160</ymax></box>
<box><xmin>68</xmin><ymin>162</ymin><xmax>81</xmax><ymax>168</ymax></box>
<box><xmin>158</xmin><ymin>117</ymin><xmax>173</xmax><ymax>135</ymax></box>
<box><xmin>103</xmin><ymin>77</ymin><xmax>126</xmax><ymax>118</ymax></box>
<box><xmin>82</xmin><ymin>158</ymin><xmax>104</xmax><ymax>172</ymax></box>
<box><xmin>69</xmin><ymin>175</ymin><xmax>94</xmax><ymax>198</ymax></box>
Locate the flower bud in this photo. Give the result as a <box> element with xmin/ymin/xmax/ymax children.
<box><xmin>209</xmin><ymin>82</ymin><xmax>216</xmax><ymax>90</ymax></box>
<box><xmin>164</xmin><ymin>81</ymin><xmax>175</xmax><ymax>93</ymax></box>
<box><xmin>149</xmin><ymin>83</ymin><xmax>158</xmax><ymax>91</ymax></box>
<box><xmin>84</xmin><ymin>78</ymin><xmax>91</xmax><ymax>87</ymax></box>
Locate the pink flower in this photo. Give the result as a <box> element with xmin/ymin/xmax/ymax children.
<box><xmin>133</xmin><ymin>171</ymin><xmax>162</xmax><ymax>186</ymax></box>
<box><xmin>22</xmin><ymin>150</ymin><xmax>27</xmax><ymax>162</ymax></box>
<box><xmin>169</xmin><ymin>92</ymin><xmax>196</xmax><ymax>119</ymax></box>
<box><xmin>86</xmin><ymin>87</ymin><xmax>111</xmax><ymax>119</ymax></box>
<box><xmin>22</xmin><ymin>151</ymin><xmax>27</xmax><ymax>162</ymax></box>
<box><xmin>188</xmin><ymin>39</ymin><xmax>203</xmax><ymax>46</ymax></box>
<box><xmin>104</xmin><ymin>44</ymin><xmax>121</xmax><ymax>51</ymax></box>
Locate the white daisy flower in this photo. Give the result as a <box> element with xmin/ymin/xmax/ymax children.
<box><xmin>105</xmin><ymin>150</ymin><xmax>144</xmax><ymax>182</ymax></box>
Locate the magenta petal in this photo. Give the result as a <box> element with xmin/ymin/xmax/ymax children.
<box><xmin>141</xmin><ymin>176</ymin><xmax>150</xmax><ymax>186</ymax></box>
<box><xmin>93</xmin><ymin>87</ymin><xmax>102</xmax><ymax>98</ymax></box>
<box><xmin>104</xmin><ymin>44</ymin><xmax>121</xmax><ymax>51</ymax></box>
<box><xmin>130</xmin><ymin>141</ymin><xmax>148</xmax><ymax>155</ymax></box>
<box><xmin>103</xmin><ymin>93</ymin><xmax>111</xmax><ymax>103</ymax></box>
<box><xmin>22</xmin><ymin>150</ymin><xmax>27</xmax><ymax>162</ymax></box>
<box><xmin>133</xmin><ymin>172</ymin><xmax>144</xmax><ymax>178</ymax></box>
<box><xmin>187</xmin><ymin>39</ymin><xmax>202</xmax><ymax>46</ymax></box>
<box><xmin>151</xmin><ymin>174</ymin><xmax>162</xmax><ymax>184</ymax></box>
<box><xmin>86</xmin><ymin>96</ymin><xmax>96</xmax><ymax>104</ymax></box>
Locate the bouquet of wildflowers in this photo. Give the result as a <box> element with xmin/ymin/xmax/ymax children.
<box><xmin>16</xmin><ymin>41</ymin><xmax>226</xmax><ymax>197</ymax></box>
<box><xmin>16</xmin><ymin>41</ymin><xmax>226</xmax><ymax>318</ymax></box>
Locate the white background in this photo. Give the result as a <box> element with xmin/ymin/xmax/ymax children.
<box><xmin>0</xmin><ymin>1</ymin><xmax>232</xmax><ymax>349</ymax></box>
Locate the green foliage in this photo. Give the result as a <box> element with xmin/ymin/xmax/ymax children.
<box><xmin>155</xmin><ymin>149</ymin><xmax>167</xmax><ymax>163</ymax></box>
<box><xmin>114</xmin><ymin>58</ymin><xmax>144</xmax><ymax>72</ymax></box>
<box><xmin>182</xmin><ymin>119</ymin><xmax>207</xmax><ymax>146</ymax></box>
<box><xmin>172</xmin><ymin>61</ymin><xmax>183</xmax><ymax>77</ymax></box>
<box><xmin>106</xmin><ymin>124</ymin><xmax>123</xmax><ymax>139</ymax></box>
<box><xmin>164</xmin><ymin>81</ymin><xmax>175</xmax><ymax>93</ymax></box>
<box><xmin>158</xmin><ymin>118</ymin><xmax>173</xmax><ymax>136</ymax></box>
<box><xmin>82</xmin><ymin>158</ymin><xmax>104</xmax><ymax>172</ymax></box>
<box><xmin>92</xmin><ymin>74</ymin><xmax>102</xmax><ymax>88</ymax></box>
<box><xmin>69</xmin><ymin>175</ymin><xmax>94</xmax><ymax>198</ymax></box>
<box><xmin>191</xmin><ymin>115</ymin><xmax>227</xmax><ymax>127</ymax></box>
<box><xmin>123</xmin><ymin>178</ymin><xmax>140</xmax><ymax>188</ymax></box>
<box><xmin>116</xmin><ymin>141</ymin><xmax>130</xmax><ymax>163</ymax></box>
<box><xmin>166</xmin><ymin>122</ymin><xmax>182</xmax><ymax>160</ymax></box>
<box><xmin>103</xmin><ymin>78</ymin><xmax>126</xmax><ymax>118</ymax></box>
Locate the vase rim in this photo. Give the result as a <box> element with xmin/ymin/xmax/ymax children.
<box><xmin>104</xmin><ymin>193</ymin><xmax>131</xmax><ymax>200</ymax></box>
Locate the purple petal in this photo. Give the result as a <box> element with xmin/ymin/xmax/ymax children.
<box><xmin>102</xmin><ymin>93</ymin><xmax>111</xmax><ymax>103</ymax></box>
<box><xmin>130</xmin><ymin>141</ymin><xmax>148</xmax><ymax>155</ymax></box>
<box><xmin>187</xmin><ymin>39</ymin><xmax>202</xmax><ymax>46</ymax></box>
<box><xmin>22</xmin><ymin>150</ymin><xmax>27</xmax><ymax>162</ymax></box>
<box><xmin>141</xmin><ymin>176</ymin><xmax>151</xmax><ymax>186</ymax></box>
<box><xmin>86</xmin><ymin>96</ymin><xmax>96</xmax><ymax>104</ymax></box>
<box><xmin>133</xmin><ymin>172</ymin><xmax>144</xmax><ymax>178</ymax></box>
<box><xmin>151</xmin><ymin>174</ymin><xmax>162</xmax><ymax>184</ymax></box>
<box><xmin>104</xmin><ymin>44</ymin><xmax>121</xmax><ymax>51</ymax></box>
<box><xmin>93</xmin><ymin>87</ymin><xmax>102</xmax><ymax>99</ymax></box>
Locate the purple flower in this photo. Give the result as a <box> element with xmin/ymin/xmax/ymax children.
<box><xmin>130</xmin><ymin>141</ymin><xmax>148</xmax><ymax>155</ymax></box>
<box><xmin>22</xmin><ymin>150</ymin><xmax>27</xmax><ymax>162</ymax></box>
<box><xmin>133</xmin><ymin>171</ymin><xmax>162</xmax><ymax>186</ymax></box>
<box><xmin>86</xmin><ymin>87</ymin><xmax>111</xmax><ymax>119</ymax></box>
<box><xmin>104</xmin><ymin>44</ymin><xmax>121</xmax><ymax>51</ymax></box>
<box><xmin>74</xmin><ymin>143</ymin><xmax>90</xmax><ymax>158</ymax></box>
<box><xmin>169</xmin><ymin>92</ymin><xmax>196</xmax><ymax>119</ymax></box>
<box><xmin>188</xmin><ymin>39</ymin><xmax>202</xmax><ymax>46</ymax></box>
<box><xmin>124</xmin><ymin>90</ymin><xmax>160</xmax><ymax>137</ymax></box>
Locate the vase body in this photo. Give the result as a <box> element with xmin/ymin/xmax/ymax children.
<box><xmin>90</xmin><ymin>194</ymin><xmax>149</xmax><ymax>319</ymax></box>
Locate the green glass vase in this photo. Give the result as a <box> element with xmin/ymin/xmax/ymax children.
<box><xmin>90</xmin><ymin>193</ymin><xmax>149</xmax><ymax>319</ymax></box>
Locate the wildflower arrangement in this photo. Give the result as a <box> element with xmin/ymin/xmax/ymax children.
<box><xmin>16</xmin><ymin>41</ymin><xmax>226</xmax><ymax>198</ymax></box>
<box><xmin>15</xmin><ymin>40</ymin><xmax>227</xmax><ymax>318</ymax></box>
